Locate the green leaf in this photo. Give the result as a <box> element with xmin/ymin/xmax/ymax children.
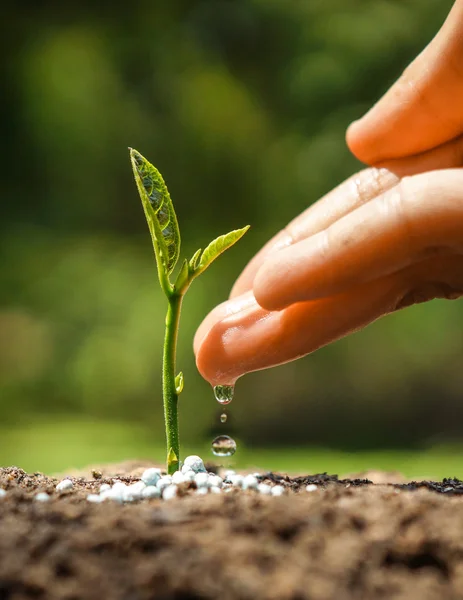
<box><xmin>130</xmin><ymin>148</ymin><xmax>180</xmax><ymax>275</ymax></box>
<box><xmin>175</xmin><ymin>372</ymin><xmax>184</xmax><ymax>395</ymax></box>
<box><xmin>196</xmin><ymin>226</ymin><xmax>250</xmax><ymax>275</ymax></box>
<box><xmin>189</xmin><ymin>248</ymin><xmax>202</xmax><ymax>272</ymax></box>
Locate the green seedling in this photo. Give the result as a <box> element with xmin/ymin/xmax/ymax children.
<box><xmin>129</xmin><ymin>148</ymin><xmax>249</xmax><ymax>474</ymax></box>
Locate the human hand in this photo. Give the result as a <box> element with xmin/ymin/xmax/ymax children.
<box><xmin>195</xmin><ymin>165</ymin><xmax>463</xmax><ymax>385</ymax></box>
<box><xmin>194</xmin><ymin>0</ymin><xmax>463</xmax><ymax>386</ymax></box>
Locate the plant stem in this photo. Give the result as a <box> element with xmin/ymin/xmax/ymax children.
<box><xmin>163</xmin><ymin>292</ymin><xmax>183</xmax><ymax>474</ymax></box>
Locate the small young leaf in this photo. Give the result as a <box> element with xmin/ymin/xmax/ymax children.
<box><xmin>189</xmin><ymin>248</ymin><xmax>202</xmax><ymax>272</ymax></box>
<box><xmin>196</xmin><ymin>226</ymin><xmax>250</xmax><ymax>275</ymax></box>
<box><xmin>130</xmin><ymin>149</ymin><xmax>180</xmax><ymax>275</ymax></box>
<box><xmin>174</xmin><ymin>259</ymin><xmax>189</xmax><ymax>292</ymax></box>
<box><xmin>175</xmin><ymin>372</ymin><xmax>184</xmax><ymax>395</ymax></box>
<box><xmin>167</xmin><ymin>447</ymin><xmax>179</xmax><ymax>474</ymax></box>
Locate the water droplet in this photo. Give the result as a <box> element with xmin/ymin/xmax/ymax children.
<box><xmin>213</xmin><ymin>385</ymin><xmax>234</xmax><ymax>405</ymax></box>
<box><xmin>211</xmin><ymin>435</ymin><xmax>236</xmax><ymax>457</ymax></box>
<box><xmin>220</xmin><ymin>413</ymin><xmax>227</xmax><ymax>424</ymax></box>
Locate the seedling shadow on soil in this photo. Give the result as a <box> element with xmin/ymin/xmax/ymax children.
<box><xmin>2</xmin><ymin>463</ymin><xmax>463</xmax><ymax>600</ymax></box>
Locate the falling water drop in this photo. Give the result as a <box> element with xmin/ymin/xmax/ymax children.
<box><xmin>211</xmin><ymin>435</ymin><xmax>237</xmax><ymax>457</ymax></box>
<box><xmin>213</xmin><ymin>385</ymin><xmax>234</xmax><ymax>405</ymax></box>
<box><xmin>212</xmin><ymin>386</ymin><xmax>235</xmax><ymax>457</ymax></box>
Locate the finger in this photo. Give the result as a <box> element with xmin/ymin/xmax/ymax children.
<box><xmin>347</xmin><ymin>0</ymin><xmax>463</xmax><ymax>164</ymax></box>
<box><xmin>230</xmin><ymin>168</ymin><xmax>399</xmax><ymax>297</ymax></box>
<box><xmin>253</xmin><ymin>169</ymin><xmax>463</xmax><ymax>310</ymax></box>
<box><xmin>231</xmin><ymin>133</ymin><xmax>463</xmax><ymax>300</ymax></box>
<box><xmin>196</xmin><ymin>255</ymin><xmax>463</xmax><ymax>386</ymax></box>
<box><xmin>196</xmin><ymin>271</ymin><xmax>404</xmax><ymax>386</ymax></box>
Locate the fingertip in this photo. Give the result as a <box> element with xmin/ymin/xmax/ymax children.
<box><xmin>194</xmin><ymin>314</ymin><xmax>235</xmax><ymax>386</ymax></box>
<box><xmin>195</xmin><ymin>329</ymin><xmax>240</xmax><ymax>387</ymax></box>
<box><xmin>253</xmin><ymin>238</ymin><xmax>327</xmax><ymax>311</ymax></box>
<box><xmin>253</xmin><ymin>261</ymin><xmax>290</xmax><ymax>312</ymax></box>
<box><xmin>345</xmin><ymin>119</ymin><xmax>363</xmax><ymax>157</ymax></box>
<box><xmin>194</xmin><ymin>297</ymin><xmax>260</xmax><ymax>386</ymax></box>
<box><xmin>229</xmin><ymin>231</ymin><xmax>294</xmax><ymax>299</ymax></box>
<box><xmin>346</xmin><ymin>117</ymin><xmax>379</xmax><ymax>165</ymax></box>
<box><xmin>253</xmin><ymin>276</ymin><xmax>276</xmax><ymax>311</ymax></box>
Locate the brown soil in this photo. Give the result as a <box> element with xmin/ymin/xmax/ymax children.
<box><xmin>2</xmin><ymin>464</ymin><xmax>463</xmax><ymax>600</ymax></box>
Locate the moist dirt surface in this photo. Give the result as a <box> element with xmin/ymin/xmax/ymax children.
<box><xmin>2</xmin><ymin>464</ymin><xmax>463</xmax><ymax>600</ymax></box>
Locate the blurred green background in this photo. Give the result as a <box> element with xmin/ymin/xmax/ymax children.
<box><xmin>1</xmin><ymin>0</ymin><xmax>462</xmax><ymax>478</ymax></box>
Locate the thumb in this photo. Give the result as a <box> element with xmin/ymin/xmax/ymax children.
<box><xmin>347</xmin><ymin>0</ymin><xmax>463</xmax><ymax>165</ymax></box>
